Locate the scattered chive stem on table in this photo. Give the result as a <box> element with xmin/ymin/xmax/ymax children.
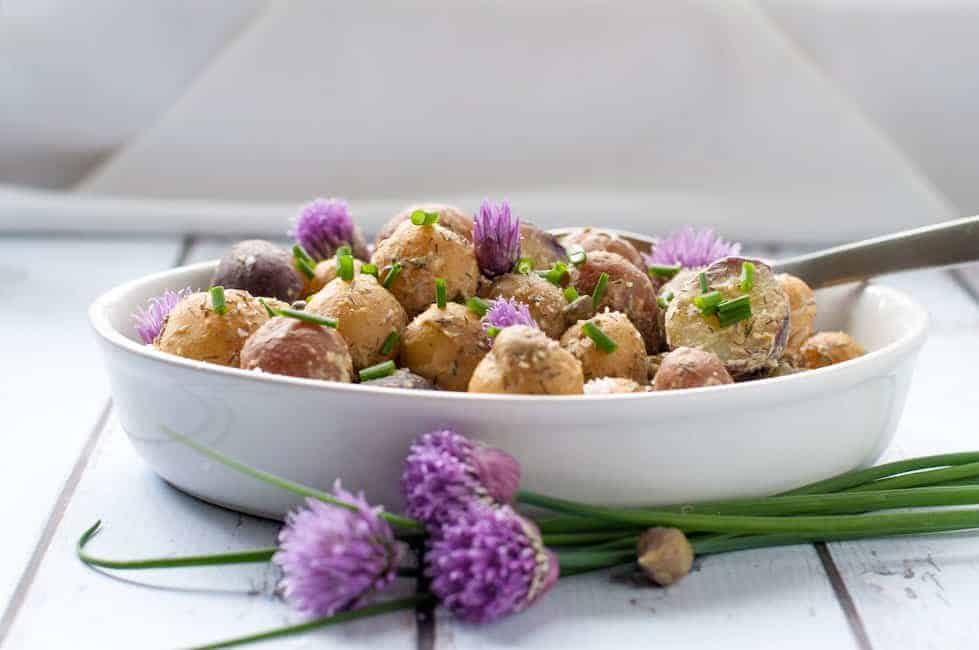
<box><xmin>591</xmin><ymin>272</ymin><xmax>609</xmax><ymax>308</ymax></box>
<box><xmin>382</xmin><ymin>261</ymin><xmax>402</xmax><ymax>289</ymax></box>
<box><xmin>209</xmin><ymin>286</ymin><xmax>228</xmax><ymax>315</ymax></box>
<box><xmin>379</xmin><ymin>330</ymin><xmax>399</xmax><ymax>355</ymax></box>
<box><xmin>359</xmin><ymin>360</ymin><xmax>396</xmax><ymax>382</ymax></box>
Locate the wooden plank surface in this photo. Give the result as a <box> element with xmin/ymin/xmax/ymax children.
<box><xmin>0</xmin><ymin>235</ymin><xmax>183</xmax><ymax>618</ymax></box>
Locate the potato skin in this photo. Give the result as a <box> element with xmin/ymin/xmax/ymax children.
<box><xmin>573</xmin><ymin>250</ymin><xmax>662</xmax><ymax>353</ymax></box>
<box><xmin>156</xmin><ymin>289</ymin><xmax>268</xmax><ymax>366</ymax></box>
<box><xmin>468</xmin><ymin>325</ymin><xmax>584</xmax><ymax>395</ymax></box>
<box><xmin>653</xmin><ymin>346</ymin><xmax>733</xmax><ymax>390</ymax></box>
<box><xmin>362</xmin><ymin>368</ymin><xmax>435</xmax><ymax>390</ymax></box>
<box><xmin>482</xmin><ymin>273</ymin><xmax>567</xmax><ymax>339</ymax></box>
<box><xmin>664</xmin><ymin>257</ymin><xmax>789</xmax><ymax>376</ymax></box>
<box><xmin>306</xmin><ymin>275</ymin><xmax>407</xmax><ymax>372</ymax></box>
<box><xmin>561</xmin><ymin>311</ymin><xmax>647</xmax><ymax>383</ymax></box>
<box><xmin>212</xmin><ymin>240</ymin><xmax>305</xmax><ymax>303</ymax></box>
<box><xmin>401</xmin><ymin>303</ymin><xmax>489</xmax><ymax>391</ymax></box>
<box><xmin>375</xmin><ymin>203</ymin><xmax>473</xmax><ymax>246</ymax></box>
<box><xmin>776</xmin><ymin>273</ymin><xmax>816</xmax><ymax>361</ymax></box>
<box><xmin>561</xmin><ymin>228</ymin><xmax>645</xmax><ymax>271</ymax></box>
<box><xmin>584</xmin><ymin>377</ymin><xmax>645</xmax><ymax>394</ymax></box>
<box><xmin>799</xmin><ymin>331</ymin><xmax>865</xmax><ymax>369</ymax></box>
<box><xmin>519</xmin><ymin>222</ymin><xmax>567</xmax><ymax>269</ymax></box>
<box><xmin>371</xmin><ymin>221</ymin><xmax>480</xmax><ymax>317</ymax></box>
<box><xmin>306</xmin><ymin>257</ymin><xmax>363</xmax><ymax>295</ymax></box>
<box><xmin>240</xmin><ymin>317</ymin><xmax>353</xmax><ymax>381</ymax></box>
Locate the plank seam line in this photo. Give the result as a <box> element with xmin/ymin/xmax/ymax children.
<box><xmin>0</xmin><ymin>235</ymin><xmax>194</xmax><ymax>647</ymax></box>
<box><xmin>948</xmin><ymin>268</ymin><xmax>979</xmax><ymax>306</ymax></box>
<box><xmin>815</xmin><ymin>542</ymin><xmax>874</xmax><ymax>650</ymax></box>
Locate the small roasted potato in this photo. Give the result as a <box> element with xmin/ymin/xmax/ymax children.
<box><xmin>374</xmin><ymin>203</ymin><xmax>473</xmax><ymax>246</ymax></box>
<box><xmin>573</xmin><ymin>250</ymin><xmax>661</xmax><ymax>352</ymax></box>
<box><xmin>401</xmin><ymin>303</ymin><xmax>489</xmax><ymax>391</ymax></box>
<box><xmin>212</xmin><ymin>239</ymin><xmax>305</xmax><ymax>303</ymax></box>
<box><xmin>156</xmin><ymin>289</ymin><xmax>268</xmax><ymax>366</ymax></box>
<box><xmin>240</xmin><ymin>316</ymin><xmax>353</xmax><ymax>382</ymax></box>
<box><xmin>653</xmin><ymin>346</ymin><xmax>733</xmax><ymax>390</ymax></box>
<box><xmin>468</xmin><ymin>325</ymin><xmax>584</xmax><ymax>395</ymax></box>
<box><xmin>482</xmin><ymin>273</ymin><xmax>567</xmax><ymax>339</ymax></box>
<box><xmin>519</xmin><ymin>222</ymin><xmax>566</xmax><ymax>269</ymax></box>
<box><xmin>306</xmin><ymin>275</ymin><xmax>407</xmax><ymax>371</ymax></box>
<box><xmin>563</xmin><ymin>294</ymin><xmax>595</xmax><ymax>326</ymax></box>
<box><xmin>371</xmin><ymin>220</ymin><xmax>479</xmax><ymax>316</ymax></box>
<box><xmin>798</xmin><ymin>331</ymin><xmax>865</xmax><ymax>369</ymax></box>
<box><xmin>560</xmin><ymin>311</ymin><xmax>647</xmax><ymax>383</ymax></box>
<box><xmin>306</xmin><ymin>257</ymin><xmax>364</xmax><ymax>294</ymax></box>
<box><xmin>584</xmin><ymin>377</ymin><xmax>645</xmax><ymax>395</ymax></box>
<box><xmin>776</xmin><ymin>273</ymin><xmax>817</xmax><ymax>361</ymax></box>
<box><xmin>561</xmin><ymin>228</ymin><xmax>645</xmax><ymax>271</ymax></box>
<box><xmin>361</xmin><ymin>368</ymin><xmax>435</xmax><ymax>390</ymax></box>
<box><xmin>664</xmin><ymin>257</ymin><xmax>790</xmax><ymax>376</ymax></box>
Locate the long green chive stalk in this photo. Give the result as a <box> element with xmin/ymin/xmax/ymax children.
<box><xmin>779</xmin><ymin>451</ymin><xmax>979</xmax><ymax>495</ymax></box>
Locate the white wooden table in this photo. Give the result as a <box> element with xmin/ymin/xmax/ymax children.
<box><xmin>0</xmin><ymin>233</ymin><xmax>977</xmax><ymax>650</ymax></box>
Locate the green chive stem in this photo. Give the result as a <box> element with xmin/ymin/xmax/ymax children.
<box><xmin>567</xmin><ymin>245</ymin><xmax>587</xmax><ymax>266</ymax></box>
<box><xmin>258</xmin><ymin>298</ymin><xmax>276</xmax><ymax>318</ymax></box>
<box><xmin>591</xmin><ymin>272</ymin><xmax>609</xmax><ymax>308</ymax></box>
<box><xmin>582</xmin><ymin>321</ymin><xmax>617</xmax><ymax>352</ymax></box>
<box><xmin>542</xmin><ymin>530</ymin><xmax>636</xmax><ymax>546</ymax></box>
<box><xmin>335</xmin><ymin>245</ymin><xmax>352</xmax><ymax>259</ymax></box>
<box><xmin>516</xmin><ymin>258</ymin><xmax>533</xmax><ymax>275</ymax></box>
<box><xmin>739</xmin><ymin>261</ymin><xmax>755</xmax><ymax>292</ymax></box>
<box><xmin>780</xmin><ymin>452</ymin><xmax>979</xmax><ymax>495</ymax></box>
<box><xmin>717</xmin><ymin>295</ymin><xmax>751</xmax><ymax>313</ymax></box>
<box><xmin>379</xmin><ymin>330</ymin><xmax>399</xmax><ymax>356</ymax></box>
<box><xmin>271</xmin><ymin>306</ymin><xmax>338</xmax><ymax>328</ymax></box>
<box><xmin>649</xmin><ymin>264</ymin><xmax>681</xmax><ymax>279</ymax></box>
<box><xmin>359</xmin><ymin>360</ymin><xmax>396</xmax><ymax>382</ymax></box>
<box><xmin>361</xmin><ymin>262</ymin><xmax>379</xmax><ymax>278</ymax></box>
<box><xmin>486</xmin><ymin>325</ymin><xmax>501</xmax><ymax>337</ymax></box>
<box><xmin>210</xmin><ymin>286</ymin><xmax>228</xmax><ymax>315</ymax></box>
<box><xmin>466</xmin><ymin>296</ymin><xmax>491</xmax><ymax>317</ymax></box>
<box><xmin>382</xmin><ymin>262</ymin><xmax>402</xmax><ymax>289</ymax></box>
<box><xmin>698</xmin><ymin>271</ymin><xmax>709</xmax><ymax>293</ymax></box>
<box><xmin>435</xmin><ymin>278</ymin><xmax>447</xmax><ymax>309</ymax></box>
<box><xmin>555</xmin><ymin>549</ymin><xmax>636</xmax><ymax>577</ymax></box>
<box><xmin>564</xmin><ymin>286</ymin><xmax>579</xmax><ymax>302</ymax></box>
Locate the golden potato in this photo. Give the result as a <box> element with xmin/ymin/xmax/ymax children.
<box><xmin>560</xmin><ymin>311</ymin><xmax>647</xmax><ymax>383</ymax></box>
<box><xmin>306</xmin><ymin>274</ymin><xmax>407</xmax><ymax>372</ymax></box>
<box><xmin>519</xmin><ymin>222</ymin><xmax>566</xmax><ymax>269</ymax></box>
<box><xmin>156</xmin><ymin>289</ymin><xmax>268</xmax><ymax>366</ymax></box>
<box><xmin>240</xmin><ymin>317</ymin><xmax>353</xmax><ymax>381</ymax></box>
<box><xmin>584</xmin><ymin>377</ymin><xmax>645</xmax><ymax>394</ymax></box>
<box><xmin>371</xmin><ymin>220</ymin><xmax>479</xmax><ymax>316</ymax></box>
<box><xmin>401</xmin><ymin>303</ymin><xmax>490</xmax><ymax>391</ymax></box>
<box><xmin>305</xmin><ymin>257</ymin><xmax>363</xmax><ymax>295</ymax></box>
<box><xmin>561</xmin><ymin>228</ymin><xmax>645</xmax><ymax>271</ymax></box>
<box><xmin>482</xmin><ymin>273</ymin><xmax>567</xmax><ymax>339</ymax></box>
<box><xmin>653</xmin><ymin>347</ymin><xmax>733</xmax><ymax>390</ymax></box>
<box><xmin>468</xmin><ymin>325</ymin><xmax>584</xmax><ymax>395</ymax></box>
<box><xmin>776</xmin><ymin>273</ymin><xmax>817</xmax><ymax>361</ymax></box>
<box><xmin>574</xmin><ymin>250</ymin><xmax>662</xmax><ymax>352</ymax></box>
<box><xmin>799</xmin><ymin>331</ymin><xmax>865</xmax><ymax>369</ymax></box>
<box><xmin>374</xmin><ymin>203</ymin><xmax>473</xmax><ymax>246</ymax></box>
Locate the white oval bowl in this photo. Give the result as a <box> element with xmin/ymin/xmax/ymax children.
<box><xmin>90</xmin><ymin>259</ymin><xmax>928</xmax><ymax>520</ymax></box>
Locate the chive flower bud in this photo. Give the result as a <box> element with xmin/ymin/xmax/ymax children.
<box><xmin>643</xmin><ymin>227</ymin><xmax>741</xmax><ymax>269</ymax></box>
<box><xmin>482</xmin><ymin>297</ymin><xmax>539</xmax><ymax>338</ymax></box>
<box><xmin>132</xmin><ymin>288</ymin><xmax>191</xmax><ymax>344</ymax></box>
<box><xmin>291</xmin><ymin>198</ymin><xmax>358</xmax><ymax>262</ymax></box>
<box><xmin>473</xmin><ymin>199</ymin><xmax>521</xmax><ymax>278</ymax></box>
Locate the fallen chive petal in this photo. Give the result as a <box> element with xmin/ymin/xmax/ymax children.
<box><xmin>649</xmin><ymin>264</ymin><xmax>682</xmax><ymax>278</ymax></box>
<box><xmin>592</xmin><ymin>272</ymin><xmax>609</xmax><ymax>308</ymax></box>
<box><xmin>486</xmin><ymin>325</ymin><xmax>501</xmax><ymax>337</ymax></box>
<box><xmin>258</xmin><ymin>297</ymin><xmax>276</xmax><ymax>318</ymax></box>
<box><xmin>740</xmin><ymin>261</ymin><xmax>755</xmax><ymax>292</ymax></box>
<box><xmin>466</xmin><ymin>296</ymin><xmax>491</xmax><ymax>317</ymax></box>
<box><xmin>382</xmin><ymin>262</ymin><xmax>402</xmax><ymax>289</ymax></box>
<box><xmin>567</xmin><ymin>245</ymin><xmax>587</xmax><ymax>266</ymax></box>
<box><xmin>210</xmin><ymin>286</ymin><xmax>228</xmax><ymax>314</ymax></box>
<box><xmin>379</xmin><ymin>330</ymin><xmax>399</xmax><ymax>355</ymax></box>
<box><xmin>516</xmin><ymin>258</ymin><xmax>533</xmax><ymax>275</ymax></box>
<box><xmin>359</xmin><ymin>360</ymin><xmax>396</xmax><ymax>381</ymax></box>
<box><xmin>338</xmin><ymin>254</ymin><xmax>354</xmax><ymax>282</ymax></box>
<box><xmin>361</xmin><ymin>262</ymin><xmax>379</xmax><ymax>278</ymax></box>
<box><xmin>435</xmin><ymin>278</ymin><xmax>447</xmax><ymax>308</ymax></box>
<box><xmin>564</xmin><ymin>286</ymin><xmax>579</xmax><ymax>302</ymax></box>
<box><xmin>717</xmin><ymin>294</ymin><xmax>751</xmax><ymax>312</ymax></box>
<box><xmin>583</xmin><ymin>321</ymin><xmax>618</xmax><ymax>352</ymax></box>
<box><xmin>335</xmin><ymin>245</ymin><xmax>352</xmax><ymax>259</ymax></box>
<box><xmin>698</xmin><ymin>271</ymin><xmax>709</xmax><ymax>293</ymax></box>
<box><xmin>273</xmin><ymin>306</ymin><xmax>338</xmax><ymax>328</ymax></box>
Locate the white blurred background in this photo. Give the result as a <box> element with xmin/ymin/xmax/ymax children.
<box><xmin>2</xmin><ymin>0</ymin><xmax>977</xmax><ymax>241</ymax></box>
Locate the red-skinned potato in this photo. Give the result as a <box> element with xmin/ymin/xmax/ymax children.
<box><xmin>653</xmin><ymin>346</ymin><xmax>733</xmax><ymax>390</ymax></box>
<box><xmin>561</xmin><ymin>228</ymin><xmax>645</xmax><ymax>271</ymax></box>
<box><xmin>240</xmin><ymin>317</ymin><xmax>353</xmax><ymax>382</ymax></box>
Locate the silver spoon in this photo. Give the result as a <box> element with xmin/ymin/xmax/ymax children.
<box><xmin>775</xmin><ymin>216</ymin><xmax>979</xmax><ymax>289</ymax></box>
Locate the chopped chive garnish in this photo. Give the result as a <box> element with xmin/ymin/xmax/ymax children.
<box><xmin>382</xmin><ymin>262</ymin><xmax>402</xmax><ymax>289</ymax></box>
<box><xmin>466</xmin><ymin>297</ymin><xmax>491</xmax><ymax>317</ymax></box>
<box><xmin>292</xmin><ymin>245</ymin><xmax>317</xmax><ymax>279</ymax></box>
<box><xmin>539</xmin><ymin>261</ymin><xmax>569</xmax><ymax>286</ymax></box>
<box><xmin>272</xmin><ymin>306</ymin><xmax>338</xmax><ymax>328</ymax></box>
<box><xmin>739</xmin><ymin>261</ymin><xmax>755</xmax><ymax>292</ymax></box>
<box><xmin>516</xmin><ymin>258</ymin><xmax>533</xmax><ymax>275</ymax></box>
<box><xmin>657</xmin><ymin>296</ymin><xmax>668</xmax><ymax>310</ymax></box>
<box><xmin>338</xmin><ymin>254</ymin><xmax>355</xmax><ymax>282</ymax></box>
<box><xmin>486</xmin><ymin>326</ymin><xmax>502</xmax><ymax>337</ymax></box>
<box><xmin>258</xmin><ymin>297</ymin><xmax>276</xmax><ymax>317</ymax></box>
<box><xmin>361</xmin><ymin>263</ymin><xmax>379</xmax><ymax>278</ymax></box>
<box><xmin>698</xmin><ymin>271</ymin><xmax>709</xmax><ymax>293</ymax></box>
<box><xmin>335</xmin><ymin>245</ymin><xmax>352</xmax><ymax>259</ymax></box>
<box><xmin>359</xmin><ymin>360</ymin><xmax>396</xmax><ymax>382</ymax></box>
<box><xmin>210</xmin><ymin>286</ymin><xmax>228</xmax><ymax>315</ymax></box>
<box><xmin>649</xmin><ymin>264</ymin><xmax>681</xmax><ymax>279</ymax></box>
<box><xmin>693</xmin><ymin>290</ymin><xmax>724</xmax><ymax>315</ymax></box>
<box><xmin>379</xmin><ymin>330</ymin><xmax>399</xmax><ymax>355</ymax></box>
<box><xmin>582</xmin><ymin>321</ymin><xmax>618</xmax><ymax>352</ymax></box>
<box><xmin>567</xmin><ymin>245</ymin><xmax>587</xmax><ymax>266</ymax></box>
<box><xmin>435</xmin><ymin>278</ymin><xmax>447</xmax><ymax>308</ymax></box>
<box><xmin>664</xmin><ymin>290</ymin><xmax>674</xmax><ymax>302</ymax></box>
<box><xmin>564</xmin><ymin>286</ymin><xmax>579</xmax><ymax>302</ymax></box>
<box><xmin>717</xmin><ymin>294</ymin><xmax>751</xmax><ymax>313</ymax></box>
<box><xmin>717</xmin><ymin>304</ymin><xmax>752</xmax><ymax>328</ymax></box>
<box><xmin>409</xmin><ymin>210</ymin><xmax>440</xmax><ymax>226</ymax></box>
<box><xmin>592</xmin><ymin>272</ymin><xmax>609</xmax><ymax>308</ymax></box>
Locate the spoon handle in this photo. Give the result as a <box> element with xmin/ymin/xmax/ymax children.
<box><xmin>775</xmin><ymin>215</ymin><xmax>979</xmax><ymax>288</ymax></box>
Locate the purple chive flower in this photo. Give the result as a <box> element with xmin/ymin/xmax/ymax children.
<box><xmin>273</xmin><ymin>481</ymin><xmax>404</xmax><ymax>617</ymax></box>
<box><xmin>426</xmin><ymin>502</ymin><xmax>559</xmax><ymax>624</ymax></box>
<box><xmin>401</xmin><ymin>428</ymin><xmax>521</xmax><ymax>527</ymax></box>
<box><xmin>473</xmin><ymin>199</ymin><xmax>521</xmax><ymax>277</ymax></box>
<box><xmin>291</xmin><ymin>198</ymin><xmax>356</xmax><ymax>261</ymax></box>
<box><xmin>644</xmin><ymin>227</ymin><xmax>741</xmax><ymax>268</ymax></box>
<box><xmin>132</xmin><ymin>288</ymin><xmax>190</xmax><ymax>344</ymax></box>
<box><xmin>482</xmin><ymin>297</ymin><xmax>538</xmax><ymax>336</ymax></box>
